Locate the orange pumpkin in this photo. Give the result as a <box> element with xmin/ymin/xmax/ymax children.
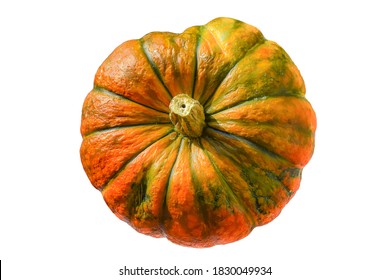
<box><xmin>80</xmin><ymin>17</ymin><xmax>316</xmax><ymax>247</ymax></box>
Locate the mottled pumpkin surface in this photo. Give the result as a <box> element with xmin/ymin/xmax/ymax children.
<box><xmin>80</xmin><ymin>17</ymin><xmax>316</xmax><ymax>248</ymax></box>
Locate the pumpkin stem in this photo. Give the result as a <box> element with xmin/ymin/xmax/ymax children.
<box><xmin>169</xmin><ymin>94</ymin><xmax>206</xmax><ymax>138</ymax></box>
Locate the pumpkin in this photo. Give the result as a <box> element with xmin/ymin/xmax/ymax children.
<box><xmin>80</xmin><ymin>17</ymin><xmax>316</xmax><ymax>248</ymax></box>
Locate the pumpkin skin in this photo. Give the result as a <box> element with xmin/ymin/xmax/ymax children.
<box><xmin>80</xmin><ymin>17</ymin><xmax>316</xmax><ymax>248</ymax></box>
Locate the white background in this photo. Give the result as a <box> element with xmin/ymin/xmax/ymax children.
<box><xmin>1</xmin><ymin>0</ymin><xmax>389</xmax><ymax>279</ymax></box>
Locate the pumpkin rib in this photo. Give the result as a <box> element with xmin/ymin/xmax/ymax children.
<box><xmin>82</xmin><ymin>123</ymin><xmax>173</xmax><ymax>138</ymax></box>
<box><xmin>194</xmin><ymin>19</ymin><xmax>265</xmax><ymax>105</ymax></box>
<box><xmin>200</xmin><ymin>24</ymin><xmax>227</xmax><ymax>58</ymax></box>
<box><xmin>101</xmin><ymin>130</ymin><xmax>176</xmax><ymax>191</ymax></box>
<box><xmin>164</xmin><ymin>140</ymin><xmax>252</xmax><ymax>246</ymax></box>
<box><xmin>202</xmin><ymin>129</ymin><xmax>300</xmax><ymax>226</ymax></box>
<box><xmin>199</xmin><ymin>136</ymin><xmax>264</xmax><ymax>223</ymax></box>
<box><xmin>202</xmin><ymin>131</ymin><xmax>295</xmax><ymax>216</ymax></box>
<box><xmin>81</xmin><ymin>88</ymin><xmax>171</xmax><ymax>136</ymax></box>
<box><xmin>101</xmin><ymin>134</ymin><xmax>181</xmax><ymax>238</ymax></box>
<box><xmin>140</xmin><ymin>30</ymin><xmax>199</xmax><ymax>99</ymax></box>
<box><xmin>207</xmin><ymin>96</ymin><xmax>314</xmax><ymax>137</ymax></box>
<box><xmin>94</xmin><ymin>40</ymin><xmax>172</xmax><ymax>113</ymax></box>
<box><xmin>204</xmin><ymin>128</ymin><xmax>305</xmax><ymax>198</ymax></box>
<box><xmin>144</xmin><ymin>136</ymin><xmax>183</xmax><ymax>237</ymax></box>
<box><xmin>139</xmin><ymin>37</ymin><xmax>173</xmax><ymax>99</ymax></box>
<box><xmin>196</xmin><ymin>139</ymin><xmax>256</xmax><ymax>227</ymax></box>
<box><xmin>206</xmin><ymin>95</ymin><xmax>316</xmax><ymax>168</ymax></box>
<box><xmin>206</xmin><ymin>87</ymin><xmax>305</xmax><ymax>117</ymax></box>
<box><xmin>94</xmin><ymin>86</ymin><xmax>169</xmax><ymax>115</ymax></box>
<box><xmin>207</xmin><ymin>113</ymin><xmax>315</xmax><ymax>167</ymax></box>
<box><xmin>209</xmin><ymin>118</ymin><xmax>312</xmax><ymax>138</ymax></box>
<box><xmin>190</xmin><ymin>27</ymin><xmax>202</xmax><ymax>99</ymax></box>
<box><xmin>81</xmin><ymin>125</ymin><xmax>175</xmax><ymax>190</ymax></box>
<box><xmin>202</xmin><ymin>132</ymin><xmax>294</xmax><ymax>197</ymax></box>
<box><xmin>131</xmin><ymin>136</ymin><xmax>183</xmax><ymax>236</ymax></box>
<box><xmin>187</xmin><ymin>142</ymin><xmax>211</xmax><ymax>236</ymax></box>
<box><xmin>206</xmin><ymin>126</ymin><xmax>296</xmax><ymax>166</ymax></box>
<box><xmin>161</xmin><ymin>135</ymin><xmax>184</xmax><ymax>225</ymax></box>
<box><xmin>201</xmin><ymin>40</ymin><xmax>264</xmax><ymax>109</ymax></box>
<box><xmin>203</xmin><ymin>40</ymin><xmax>306</xmax><ymax>115</ymax></box>
<box><xmin>162</xmin><ymin>137</ymin><xmax>213</xmax><ymax>246</ymax></box>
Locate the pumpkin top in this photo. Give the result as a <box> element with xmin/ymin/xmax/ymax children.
<box><xmin>169</xmin><ymin>94</ymin><xmax>206</xmax><ymax>138</ymax></box>
<box><xmin>80</xmin><ymin>17</ymin><xmax>316</xmax><ymax>248</ymax></box>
